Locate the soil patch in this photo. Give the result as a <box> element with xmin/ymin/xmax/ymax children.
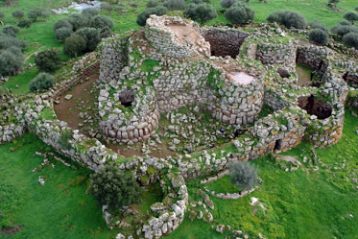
<box><xmin>296</xmin><ymin>64</ymin><xmax>313</xmax><ymax>87</ymax></box>
<box><xmin>1</xmin><ymin>225</ymin><xmax>22</xmax><ymax>235</ymax></box>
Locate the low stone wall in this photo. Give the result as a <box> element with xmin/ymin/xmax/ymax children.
<box><xmin>296</xmin><ymin>45</ymin><xmax>333</xmax><ymax>73</ymax></box>
<box><xmin>0</xmin><ymin>123</ymin><xmax>26</xmax><ymax>144</ymax></box>
<box><xmin>256</xmin><ymin>42</ymin><xmax>296</xmax><ymax>66</ymax></box>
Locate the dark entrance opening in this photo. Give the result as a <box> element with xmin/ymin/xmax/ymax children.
<box><xmin>343</xmin><ymin>72</ymin><xmax>358</xmax><ymax>88</ymax></box>
<box><xmin>202</xmin><ymin>29</ymin><xmax>248</xmax><ymax>58</ymax></box>
<box><xmin>274</xmin><ymin>139</ymin><xmax>282</xmax><ymax>151</ymax></box>
<box><xmin>298</xmin><ymin>95</ymin><xmax>333</xmax><ymax>120</ymax></box>
<box><xmin>118</xmin><ymin>89</ymin><xmax>135</xmax><ymax>107</ymax></box>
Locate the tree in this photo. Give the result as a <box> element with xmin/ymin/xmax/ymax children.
<box><xmin>17</xmin><ymin>19</ymin><xmax>32</xmax><ymax>28</ymax></box>
<box><xmin>63</xmin><ymin>33</ymin><xmax>86</xmax><ymax>57</ymax></box>
<box><xmin>229</xmin><ymin>161</ymin><xmax>258</xmax><ymax>191</ymax></box>
<box><xmin>28</xmin><ymin>9</ymin><xmax>49</xmax><ymax>22</ymax></box>
<box><xmin>184</xmin><ymin>3</ymin><xmax>217</xmax><ymax>24</ymax></box>
<box><xmin>221</xmin><ymin>0</ymin><xmax>236</xmax><ymax>8</ymax></box>
<box><xmin>90</xmin><ymin>15</ymin><xmax>114</xmax><ymax>31</ymax></box>
<box><xmin>342</xmin><ymin>32</ymin><xmax>358</xmax><ymax>49</ymax></box>
<box><xmin>55</xmin><ymin>27</ymin><xmax>73</xmax><ymax>42</ymax></box>
<box><xmin>2</xmin><ymin>25</ymin><xmax>19</xmax><ymax>37</ymax></box>
<box><xmin>0</xmin><ymin>33</ymin><xmax>26</xmax><ymax>50</ymax></box>
<box><xmin>344</xmin><ymin>12</ymin><xmax>358</xmax><ymax>23</ymax></box>
<box><xmin>309</xmin><ymin>29</ymin><xmax>329</xmax><ymax>46</ymax></box>
<box><xmin>136</xmin><ymin>6</ymin><xmax>168</xmax><ymax>26</ymax></box>
<box><xmin>224</xmin><ymin>4</ymin><xmax>255</xmax><ymax>25</ymax></box>
<box><xmin>12</xmin><ymin>10</ymin><xmax>24</xmax><ymax>20</ymax></box>
<box><xmin>90</xmin><ymin>163</ymin><xmax>141</xmax><ymax>210</ymax></box>
<box><xmin>54</xmin><ymin>19</ymin><xmax>73</xmax><ymax>31</ymax></box>
<box><xmin>68</xmin><ymin>14</ymin><xmax>89</xmax><ymax>31</ymax></box>
<box><xmin>29</xmin><ymin>72</ymin><xmax>54</xmax><ymax>92</ymax></box>
<box><xmin>164</xmin><ymin>0</ymin><xmax>186</xmax><ymax>10</ymax></box>
<box><xmin>76</xmin><ymin>27</ymin><xmax>101</xmax><ymax>52</ymax></box>
<box><xmin>0</xmin><ymin>47</ymin><xmax>23</xmax><ymax>76</ymax></box>
<box><xmin>35</xmin><ymin>49</ymin><xmax>60</xmax><ymax>72</ymax></box>
<box><xmin>331</xmin><ymin>25</ymin><xmax>358</xmax><ymax>39</ymax></box>
<box><xmin>267</xmin><ymin>11</ymin><xmax>307</xmax><ymax>29</ymax></box>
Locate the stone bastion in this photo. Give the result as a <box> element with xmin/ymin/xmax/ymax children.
<box><xmin>0</xmin><ymin>15</ymin><xmax>357</xmax><ymax>239</ymax></box>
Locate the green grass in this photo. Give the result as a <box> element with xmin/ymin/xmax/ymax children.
<box><xmin>0</xmin><ymin>134</ymin><xmax>117</xmax><ymax>239</ymax></box>
<box><xmin>164</xmin><ymin>111</ymin><xmax>358</xmax><ymax>239</ymax></box>
<box><xmin>206</xmin><ymin>175</ymin><xmax>239</xmax><ymax>194</ymax></box>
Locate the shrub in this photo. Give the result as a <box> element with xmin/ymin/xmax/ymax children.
<box><xmin>35</xmin><ymin>49</ymin><xmax>60</xmax><ymax>72</ymax></box>
<box><xmin>309</xmin><ymin>29</ymin><xmax>329</xmax><ymax>46</ymax></box>
<box><xmin>0</xmin><ymin>47</ymin><xmax>23</xmax><ymax>76</ymax></box>
<box><xmin>344</xmin><ymin>12</ymin><xmax>358</xmax><ymax>22</ymax></box>
<box><xmin>55</xmin><ymin>27</ymin><xmax>73</xmax><ymax>42</ymax></box>
<box><xmin>90</xmin><ymin>15</ymin><xmax>113</xmax><ymax>31</ymax></box>
<box><xmin>29</xmin><ymin>72</ymin><xmax>54</xmax><ymax>92</ymax></box>
<box><xmin>184</xmin><ymin>3</ymin><xmax>217</xmax><ymax>24</ymax></box>
<box><xmin>12</xmin><ymin>10</ymin><xmax>24</xmax><ymax>20</ymax></box>
<box><xmin>267</xmin><ymin>11</ymin><xmax>307</xmax><ymax>29</ymax></box>
<box><xmin>224</xmin><ymin>4</ymin><xmax>255</xmax><ymax>25</ymax></box>
<box><xmin>54</xmin><ymin>19</ymin><xmax>73</xmax><ymax>31</ymax></box>
<box><xmin>90</xmin><ymin>162</ymin><xmax>141</xmax><ymax>210</ymax></box>
<box><xmin>164</xmin><ymin>0</ymin><xmax>186</xmax><ymax>10</ymax></box>
<box><xmin>221</xmin><ymin>0</ymin><xmax>236</xmax><ymax>8</ymax></box>
<box><xmin>342</xmin><ymin>32</ymin><xmax>358</xmax><ymax>49</ymax></box>
<box><xmin>147</xmin><ymin>0</ymin><xmax>160</xmax><ymax>8</ymax></box>
<box><xmin>339</xmin><ymin>20</ymin><xmax>352</xmax><ymax>26</ymax></box>
<box><xmin>2</xmin><ymin>25</ymin><xmax>19</xmax><ymax>37</ymax></box>
<box><xmin>17</xmin><ymin>19</ymin><xmax>32</xmax><ymax>28</ymax></box>
<box><xmin>64</xmin><ymin>33</ymin><xmax>86</xmax><ymax>57</ymax></box>
<box><xmin>136</xmin><ymin>6</ymin><xmax>168</xmax><ymax>26</ymax></box>
<box><xmin>28</xmin><ymin>9</ymin><xmax>49</xmax><ymax>22</ymax></box>
<box><xmin>331</xmin><ymin>25</ymin><xmax>358</xmax><ymax>39</ymax></box>
<box><xmin>229</xmin><ymin>161</ymin><xmax>258</xmax><ymax>191</ymax></box>
<box><xmin>309</xmin><ymin>22</ymin><xmax>327</xmax><ymax>32</ymax></box>
<box><xmin>0</xmin><ymin>34</ymin><xmax>26</xmax><ymax>50</ymax></box>
<box><xmin>68</xmin><ymin>14</ymin><xmax>89</xmax><ymax>31</ymax></box>
<box><xmin>76</xmin><ymin>27</ymin><xmax>101</xmax><ymax>52</ymax></box>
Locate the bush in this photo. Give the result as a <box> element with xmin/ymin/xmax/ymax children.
<box><xmin>68</xmin><ymin>14</ymin><xmax>89</xmax><ymax>31</ymax></box>
<box><xmin>184</xmin><ymin>3</ymin><xmax>217</xmax><ymax>24</ymax></box>
<box><xmin>29</xmin><ymin>72</ymin><xmax>54</xmax><ymax>92</ymax></box>
<box><xmin>331</xmin><ymin>25</ymin><xmax>358</xmax><ymax>39</ymax></box>
<box><xmin>28</xmin><ymin>9</ymin><xmax>49</xmax><ymax>22</ymax></box>
<box><xmin>2</xmin><ymin>25</ymin><xmax>19</xmax><ymax>37</ymax></box>
<box><xmin>309</xmin><ymin>22</ymin><xmax>327</xmax><ymax>32</ymax></box>
<box><xmin>229</xmin><ymin>161</ymin><xmax>258</xmax><ymax>191</ymax></box>
<box><xmin>147</xmin><ymin>0</ymin><xmax>160</xmax><ymax>8</ymax></box>
<box><xmin>339</xmin><ymin>20</ymin><xmax>352</xmax><ymax>26</ymax></box>
<box><xmin>35</xmin><ymin>49</ymin><xmax>60</xmax><ymax>72</ymax></box>
<box><xmin>17</xmin><ymin>19</ymin><xmax>32</xmax><ymax>28</ymax></box>
<box><xmin>221</xmin><ymin>0</ymin><xmax>236</xmax><ymax>8</ymax></box>
<box><xmin>0</xmin><ymin>34</ymin><xmax>26</xmax><ymax>50</ymax></box>
<box><xmin>12</xmin><ymin>10</ymin><xmax>24</xmax><ymax>20</ymax></box>
<box><xmin>76</xmin><ymin>27</ymin><xmax>101</xmax><ymax>52</ymax></box>
<box><xmin>55</xmin><ymin>27</ymin><xmax>73</xmax><ymax>42</ymax></box>
<box><xmin>309</xmin><ymin>29</ymin><xmax>329</xmax><ymax>46</ymax></box>
<box><xmin>0</xmin><ymin>47</ymin><xmax>23</xmax><ymax>76</ymax></box>
<box><xmin>82</xmin><ymin>8</ymin><xmax>99</xmax><ymax>17</ymax></box>
<box><xmin>344</xmin><ymin>12</ymin><xmax>358</xmax><ymax>22</ymax></box>
<box><xmin>64</xmin><ymin>33</ymin><xmax>86</xmax><ymax>57</ymax></box>
<box><xmin>164</xmin><ymin>0</ymin><xmax>186</xmax><ymax>10</ymax></box>
<box><xmin>90</xmin><ymin>15</ymin><xmax>113</xmax><ymax>31</ymax></box>
<box><xmin>342</xmin><ymin>32</ymin><xmax>358</xmax><ymax>49</ymax></box>
<box><xmin>136</xmin><ymin>6</ymin><xmax>168</xmax><ymax>26</ymax></box>
<box><xmin>267</xmin><ymin>11</ymin><xmax>307</xmax><ymax>29</ymax></box>
<box><xmin>90</xmin><ymin>162</ymin><xmax>141</xmax><ymax>210</ymax></box>
<box><xmin>54</xmin><ymin>19</ymin><xmax>73</xmax><ymax>31</ymax></box>
<box><xmin>224</xmin><ymin>4</ymin><xmax>255</xmax><ymax>25</ymax></box>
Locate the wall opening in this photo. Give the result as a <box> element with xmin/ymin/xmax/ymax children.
<box><xmin>202</xmin><ymin>29</ymin><xmax>248</xmax><ymax>58</ymax></box>
<box><xmin>274</xmin><ymin>139</ymin><xmax>282</xmax><ymax>151</ymax></box>
<box><xmin>298</xmin><ymin>95</ymin><xmax>332</xmax><ymax>120</ymax></box>
<box><xmin>119</xmin><ymin>89</ymin><xmax>135</xmax><ymax>107</ymax></box>
<box><xmin>343</xmin><ymin>72</ymin><xmax>358</xmax><ymax>88</ymax></box>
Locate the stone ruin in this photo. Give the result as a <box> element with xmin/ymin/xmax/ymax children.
<box><xmin>1</xmin><ymin>15</ymin><xmax>358</xmax><ymax>239</ymax></box>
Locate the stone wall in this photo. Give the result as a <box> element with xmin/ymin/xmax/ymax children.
<box><xmin>256</xmin><ymin>42</ymin><xmax>297</xmax><ymax>66</ymax></box>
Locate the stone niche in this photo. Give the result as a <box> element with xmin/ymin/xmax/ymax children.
<box><xmin>202</xmin><ymin>28</ymin><xmax>248</xmax><ymax>58</ymax></box>
<box><xmin>298</xmin><ymin>95</ymin><xmax>332</xmax><ymax>120</ymax></box>
<box><xmin>343</xmin><ymin>71</ymin><xmax>358</xmax><ymax>88</ymax></box>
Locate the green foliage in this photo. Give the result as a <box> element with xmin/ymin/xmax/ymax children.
<box><xmin>331</xmin><ymin>24</ymin><xmax>358</xmax><ymax>39</ymax></box>
<box><xmin>221</xmin><ymin>0</ymin><xmax>236</xmax><ymax>8</ymax></box>
<box><xmin>267</xmin><ymin>11</ymin><xmax>307</xmax><ymax>29</ymax></box>
<box><xmin>90</xmin><ymin>15</ymin><xmax>114</xmax><ymax>31</ymax></box>
<box><xmin>229</xmin><ymin>161</ymin><xmax>258</xmax><ymax>191</ymax></box>
<box><xmin>68</xmin><ymin>14</ymin><xmax>89</xmax><ymax>31</ymax></box>
<box><xmin>76</xmin><ymin>27</ymin><xmax>101</xmax><ymax>52</ymax></box>
<box><xmin>164</xmin><ymin>0</ymin><xmax>186</xmax><ymax>10</ymax></box>
<box><xmin>309</xmin><ymin>28</ymin><xmax>329</xmax><ymax>46</ymax></box>
<box><xmin>90</xmin><ymin>162</ymin><xmax>142</xmax><ymax>211</ymax></box>
<box><xmin>0</xmin><ymin>33</ymin><xmax>26</xmax><ymax>50</ymax></box>
<box><xmin>58</xmin><ymin>128</ymin><xmax>73</xmax><ymax>150</ymax></box>
<box><xmin>55</xmin><ymin>26</ymin><xmax>73</xmax><ymax>42</ymax></box>
<box><xmin>17</xmin><ymin>19</ymin><xmax>32</xmax><ymax>28</ymax></box>
<box><xmin>0</xmin><ymin>47</ymin><xmax>23</xmax><ymax>76</ymax></box>
<box><xmin>35</xmin><ymin>49</ymin><xmax>61</xmax><ymax>72</ymax></box>
<box><xmin>224</xmin><ymin>4</ymin><xmax>255</xmax><ymax>25</ymax></box>
<box><xmin>2</xmin><ymin>25</ymin><xmax>19</xmax><ymax>37</ymax></box>
<box><xmin>54</xmin><ymin>19</ymin><xmax>73</xmax><ymax>31</ymax></box>
<box><xmin>29</xmin><ymin>72</ymin><xmax>54</xmax><ymax>92</ymax></box>
<box><xmin>28</xmin><ymin>8</ymin><xmax>49</xmax><ymax>22</ymax></box>
<box><xmin>63</xmin><ymin>33</ymin><xmax>86</xmax><ymax>57</ymax></box>
<box><xmin>342</xmin><ymin>32</ymin><xmax>358</xmax><ymax>49</ymax></box>
<box><xmin>12</xmin><ymin>10</ymin><xmax>24</xmax><ymax>20</ymax></box>
<box><xmin>343</xmin><ymin>11</ymin><xmax>358</xmax><ymax>22</ymax></box>
<box><xmin>147</xmin><ymin>0</ymin><xmax>160</xmax><ymax>8</ymax></box>
<box><xmin>136</xmin><ymin>6</ymin><xmax>168</xmax><ymax>26</ymax></box>
<box><xmin>184</xmin><ymin>3</ymin><xmax>217</xmax><ymax>24</ymax></box>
